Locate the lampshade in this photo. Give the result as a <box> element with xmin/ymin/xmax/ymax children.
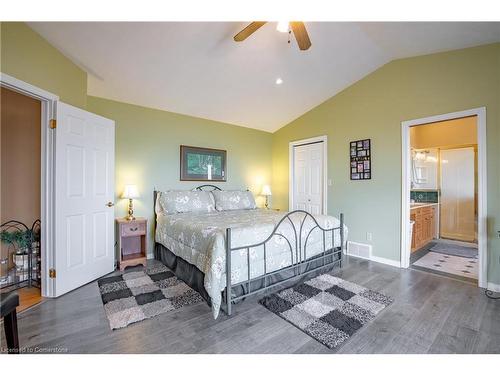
<box><xmin>122</xmin><ymin>184</ymin><xmax>140</xmax><ymax>199</ymax></box>
<box><xmin>261</xmin><ymin>184</ymin><xmax>272</xmax><ymax>196</ymax></box>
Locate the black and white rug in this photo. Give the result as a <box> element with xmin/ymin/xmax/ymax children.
<box><xmin>98</xmin><ymin>263</ymin><xmax>203</xmax><ymax>330</ymax></box>
<box><xmin>260</xmin><ymin>273</ymin><xmax>393</xmax><ymax>350</ymax></box>
<box><xmin>413</xmin><ymin>251</ymin><xmax>478</xmax><ymax>279</ymax></box>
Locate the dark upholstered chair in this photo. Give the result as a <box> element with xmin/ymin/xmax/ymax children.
<box><xmin>1</xmin><ymin>291</ymin><xmax>19</xmax><ymax>354</ymax></box>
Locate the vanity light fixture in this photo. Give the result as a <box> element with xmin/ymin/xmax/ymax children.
<box><xmin>414</xmin><ymin>152</ymin><xmax>427</xmax><ymax>161</ymax></box>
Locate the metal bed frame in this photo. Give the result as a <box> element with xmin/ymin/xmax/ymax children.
<box><xmin>154</xmin><ymin>184</ymin><xmax>344</xmax><ymax>316</ymax></box>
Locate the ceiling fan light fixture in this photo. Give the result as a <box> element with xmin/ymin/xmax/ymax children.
<box><xmin>276</xmin><ymin>21</ymin><xmax>289</xmax><ymax>33</ymax></box>
<box><xmin>234</xmin><ymin>21</ymin><xmax>311</xmax><ymax>51</ymax></box>
<box><xmin>275</xmin><ymin>78</ymin><xmax>283</xmax><ymax>85</ymax></box>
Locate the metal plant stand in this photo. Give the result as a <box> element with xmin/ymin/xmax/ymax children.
<box><xmin>0</xmin><ymin>219</ymin><xmax>41</xmax><ymax>292</ymax></box>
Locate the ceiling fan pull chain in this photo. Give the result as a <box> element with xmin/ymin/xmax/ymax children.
<box><xmin>288</xmin><ymin>30</ymin><xmax>291</xmax><ymax>44</ymax></box>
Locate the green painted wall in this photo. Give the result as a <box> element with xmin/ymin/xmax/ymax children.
<box><xmin>3</xmin><ymin>22</ymin><xmax>499</xmax><ymax>284</ymax></box>
<box><xmin>0</xmin><ymin>22</ymin><xmax>87</xmax><ymax>108</ymax></box>
<box><xmin>87</xmin><ymin>96</ymin><xmax>273</xmax><ymax>255</ymax></box>
<box><xmin>1</xmin><ymin>22</ymin><xmax>273</xmax><ymax>257</ymax></box>
<box><xmin>272</xmin><ymin>43</ymin><xmax>500</xmax><ymax>284</ymax></box>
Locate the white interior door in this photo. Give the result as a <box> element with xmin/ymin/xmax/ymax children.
<box><xmin>54</xmin><ymin>102</ymin><xmax>115</xmax><ymax>296</ymax></box>
<box><xmin>440</xmin><ymin>147</ymin><xmax>475</xmax><ymax>242</ymax></box>
<box><xmin>293</xmin><ymin>142</ymin><xmax>324</xmax><ymax>214</ymax></box>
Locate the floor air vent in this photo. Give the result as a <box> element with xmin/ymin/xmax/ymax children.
<box><xmin>346</xmin><ymin>241</ymin><xmax>372</xmax><ymax>260</ymax></box>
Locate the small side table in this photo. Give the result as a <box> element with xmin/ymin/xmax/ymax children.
<box><xmin>116</xmin><ymin>217</ymin><xmax>147</xmax><ymax>271</ymax></box>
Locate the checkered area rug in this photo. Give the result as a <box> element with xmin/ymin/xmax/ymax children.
<box><xmin>260</xmin><ymin>273</ymin><xmax>393</xmax><ymax>349</ymax></box>
<box><xmin>98</xmin><ymin>263</ymin><xmax>203</xmax><ymax>330</ymax></box>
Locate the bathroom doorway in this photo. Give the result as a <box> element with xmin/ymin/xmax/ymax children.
<box><xmin>401</xmin><ymin>108</ymin><xmax>487</xmax><ymax>287</ymax></box>
<box><xmin>1</xmin><ymin>87</ymin><xmax>43</xmax><ymax>311</ymax></box>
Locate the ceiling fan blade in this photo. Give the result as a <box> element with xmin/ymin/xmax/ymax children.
<box><xmin>290</xmin><ymin>22</ymin><xmax>311</xmax><ymax>51</ymax></box>
<box><xmin>233</xmin><ymin>22</ymin><xmax>267</xmax><ymax>42</ymax></box>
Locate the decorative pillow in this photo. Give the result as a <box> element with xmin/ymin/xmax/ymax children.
<box><xmin>156</xmin><ymin>190</ymin><xmax>215</xmax><ymax>215</ymax></box>
<box><xmin>212</xmin><ymin>190</ymin><xmax>257</xmax><ymax>211</ymax></box>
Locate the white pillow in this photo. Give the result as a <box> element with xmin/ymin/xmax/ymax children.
<box><xmin>155</xmin><ymin>191</ymin><xmax>215</xmax><ymax>215</ymax></box>
<box><xmin>212</xmin><ymin>190</ymin><xmax>257</xmax><ymax>211</ymax></box>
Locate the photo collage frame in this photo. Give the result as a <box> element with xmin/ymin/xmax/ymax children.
<box><xmin>350</xmin><ymin>139</ymin><xmax>371</xmax><ymax>180</ymax></box>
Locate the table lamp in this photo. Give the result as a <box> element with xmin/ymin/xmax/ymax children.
<box><xmin>122</xmin><ymin>184</ymin><xmax>139</xmax><ymax>220</ymax></box>
<box><xmin>261</xmin><ymin>184</ymin><xmax>272</xmax><ymax>209</ymax></box>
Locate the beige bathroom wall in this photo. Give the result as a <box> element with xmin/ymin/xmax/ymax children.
<box><xmin>410</xmin><ymin>116</ymin><xmax>477</xmax><ymax>149</ymax></box>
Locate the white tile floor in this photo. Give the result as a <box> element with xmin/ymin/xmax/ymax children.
<box><xmin>413</xmin><ymin>251</ymin><xmax>478</xmax><ymax>279</ymax></box>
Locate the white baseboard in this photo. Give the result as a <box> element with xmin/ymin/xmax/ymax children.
<box><xmin>369</xmin><ymin>255</ymin><xmax>401</xmax><ymax>268</ymax></box>
<box><xmin>345</xmin><ymin>252</ymin><xmax>370</xmax><ymax>261</ymax></box>
<box><xmin>346</xmin><ymin>252</ymin><xmax>401</xmax><ymax>268</ymax></box>
<box><xmin>486</xmin><ymin>282</ymin><xmax>500</xmax><ymax>292</ymax></box>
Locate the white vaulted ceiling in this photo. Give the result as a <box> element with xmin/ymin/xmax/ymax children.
<box><xmin>29</xmin><ymin>22</ymin><xmax>500</xmax><ymax>132</ymax></box>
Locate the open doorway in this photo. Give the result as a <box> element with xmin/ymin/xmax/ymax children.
<box><xmin>409</xmin><ymin>116</ymin><xmax>478</xmax><ymax>281</ymax></box>
<box><xmin>2</xmin><ymin>74</ymin><xmax>116</xmax><ymax>300</ymax></box>
<box><xmin>0</xmin><ymin>87</ymin><xmax>43</xmax><ymax>311</ymax></box>
<box><xmin>401</xmin><ymin>108</ymin><xmax>487</xmax><ymax>287</ymax></box>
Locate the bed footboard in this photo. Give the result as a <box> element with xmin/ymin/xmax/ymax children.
<box><xmin>223</xmin><ymin>210</ymin><xmax>344</xmax><ymax>316</ymax></box>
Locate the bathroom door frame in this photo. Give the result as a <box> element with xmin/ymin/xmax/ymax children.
<box><xmin>400</xmin><ymin>107</ymin><xmax>487</xmax><ymax>288</ymax></box>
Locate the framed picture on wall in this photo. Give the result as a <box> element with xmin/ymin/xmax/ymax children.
<box><xmin>180</xmin><ymin>145</ymin><xmax>227</xmax><ymax>181</ymax></box>
<box><xmin>350</xmin><ymin>139</ymin><xmax>372</xmax><ymax>180</ymax></box>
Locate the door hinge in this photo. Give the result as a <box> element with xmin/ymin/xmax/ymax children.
<box><xmin>49</xmin><ymin>268</ymin><xmax>56</xmax><ymax>278</ymax></box>
<box><xmin>49</xmin><ymin>119</ymin><xmax>57</xmax><ymax>129</ymax></box>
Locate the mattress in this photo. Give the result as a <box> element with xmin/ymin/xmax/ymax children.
<box><xmin>155</xmin><ymin>208</ymin><xmax>347</xmax><ymax>318</ymax></box>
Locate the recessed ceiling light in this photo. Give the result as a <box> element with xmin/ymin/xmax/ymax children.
<box><xmin>275</xmin><ymin>78</ymin><xmax>283</xmax><ymax>85</ymax></box>
<box><xmin>276</xmin><ymin>21</ymin><xmax>289</xmax><ymax>33</ymax></box>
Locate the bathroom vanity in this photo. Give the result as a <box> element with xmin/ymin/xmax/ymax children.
<box><xmin>410</xmin><ymin>203</ymin><xmax>438</xmax><ymax>252</ymax></box>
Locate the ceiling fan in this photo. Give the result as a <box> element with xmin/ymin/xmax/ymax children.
<box><xmin>233</xmin><ymin>22</ymin><xmax>312</xmax><ymax>51</ymax></box>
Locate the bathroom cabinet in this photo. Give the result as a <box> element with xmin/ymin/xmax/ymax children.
<box><xmin>410</xmin><ymin>205</ymin><xmax>436</xmax><ymax>252</ymax></box>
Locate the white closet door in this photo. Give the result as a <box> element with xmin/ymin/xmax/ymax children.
<box><xmin>293</xmin><ymin>142</ymin><xmax>324</xmax><ymax>214</ymax></box>
<box><xmin>54</xmin><ymin>102</ymin><xmax>115</xmax><ymax>296</ymax></box>
<box><xmin>440</xmin><ymin>147</ymin><xmax>475</xmax><ymax>242</ymax></box>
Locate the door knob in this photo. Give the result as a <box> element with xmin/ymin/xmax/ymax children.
<box><xmin>106</xmin><ymin>202</ymin><xmax>114</xmax><ymax>207</ymax></box>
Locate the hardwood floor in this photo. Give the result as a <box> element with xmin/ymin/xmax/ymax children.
<box><xmin>17</xmin><ymin>287</ymin><xmax>43</xmax><ymax>313</ymax></box>
<box><xmin>1</xmin><ymin>257</ymin><xmax>499</xmax><ymax>354</ymax></box>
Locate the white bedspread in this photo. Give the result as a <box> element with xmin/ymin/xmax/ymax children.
<box><xmin>155</xmin><ymin>209</ymin><xmax>347</xmax><ymax>318</ymax></box>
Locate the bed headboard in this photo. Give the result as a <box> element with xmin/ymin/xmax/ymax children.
<box><xmin>193</xmin><ymin>184</ymin><xmax>222</xmax><ymax>191</ymax></box>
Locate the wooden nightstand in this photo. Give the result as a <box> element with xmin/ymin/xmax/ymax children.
<box><xmin>116</xmin><ymin>217</ymin><xmax>147</xmax><ymax>270</ymax></box>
